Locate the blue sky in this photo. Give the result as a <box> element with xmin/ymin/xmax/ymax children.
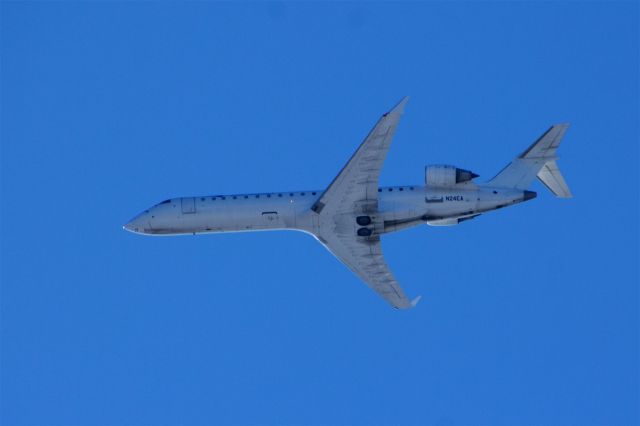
<box><xmin>1</xmin><ymin>2</ymin><xmax>638</xmax><ymax>425</ymax></box>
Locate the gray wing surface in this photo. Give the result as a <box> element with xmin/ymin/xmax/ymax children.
<box><xmin>316</xmin><ymin>233</ymin><xmax>420</xmax><ymax>309</ymax></box>
<box><xmin>312</xmin><ymin>97</ymin><xmax>408</xmax><ymax>215</ymax></box>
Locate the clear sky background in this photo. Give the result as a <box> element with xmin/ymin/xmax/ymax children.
<box><xmin>1</xmin><ymin>2</ymin><xmax>638</xmax><ymax>425</ymax></box>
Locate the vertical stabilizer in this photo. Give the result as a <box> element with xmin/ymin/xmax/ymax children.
<box><xmin>488</xmin><ymin>124</ymin><xmax>571</xmax><ymax>196</ymax></box>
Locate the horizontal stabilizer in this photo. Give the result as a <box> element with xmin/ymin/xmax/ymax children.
<box><xmin>537</xmin><ymin>160</ymin><xmax>572</xmax><ymax>198</ymax></box>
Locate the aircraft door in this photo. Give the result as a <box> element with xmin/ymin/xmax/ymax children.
<box><xmin>181</xmin><ymin>197</ymin><xmax>196</xmax><ymax>214</ymax></box>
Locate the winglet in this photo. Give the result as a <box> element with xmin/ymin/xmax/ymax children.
<box><xmin>383</xmin><ymin>96</ymin><xmax>409</xmax><ymax>117</ymax></box>
<box><xmin>410</xmin><ymin>295</ymin><xmax>422</xmax><ymax>307</ymax></box>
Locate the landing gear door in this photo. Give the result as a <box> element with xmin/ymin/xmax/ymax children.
<box><xmin>181</xmin><ymin>197</ymin><xmax>196</xmax><ymax>214</ymax></box>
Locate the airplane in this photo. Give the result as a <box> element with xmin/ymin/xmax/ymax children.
<box><xmin>124</xmin><ymin>97</ymin><xmax>572</xmax><ymax>309</ymax></box>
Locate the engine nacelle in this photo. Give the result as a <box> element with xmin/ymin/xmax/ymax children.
<box><xmin>425</xmin><ymin>165</ymin><xmax>478</xmax><ymax>187</ymax></box>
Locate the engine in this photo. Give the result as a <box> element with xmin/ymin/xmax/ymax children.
<box><xmin>425</xmin><ymin>165</ymin><xmax>478</xmax><ymax>187</ymax></box>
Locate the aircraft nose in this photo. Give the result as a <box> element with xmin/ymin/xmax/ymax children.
<box><xmin>123</xmin><ymin>214</ymin><xmax>148</xmax><ymax>234</ymax></box>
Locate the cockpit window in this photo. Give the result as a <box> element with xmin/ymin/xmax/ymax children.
<box><xmin>159</xmin><ymin>199</ymin><xmax>171</xmax><ymax>205</ymax></box>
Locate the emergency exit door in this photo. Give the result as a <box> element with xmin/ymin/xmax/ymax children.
<box><xmin>181</xmin><ymin>197</ymin><xmax>196</xmax><ymax>214</ymax></box>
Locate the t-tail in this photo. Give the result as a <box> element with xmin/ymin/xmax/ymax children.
<box><xmin>488</xmin><ymin>123</ymin><xmax>572</xmax><ymax>198</ymax></box>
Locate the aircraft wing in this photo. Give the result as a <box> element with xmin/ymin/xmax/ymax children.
<box><xmin>316</xmin><ymin>232</ymin><xmax>420</xmax><ymax>309</ymax></box>
<box><xmin>311</xmin><ymin>97</ymin><xmax>418</xmax><ymax>308</ymax></box>
<box><xmin>311</xmin><ymin>97</ymin><xmax>409</xmax><ymax>215</ymax></box>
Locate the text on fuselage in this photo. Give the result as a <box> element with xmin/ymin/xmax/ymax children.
<box><xmin>445</xmin><ymin>195</ymin><xmax>464</xmax><ymax>201</ymax></box>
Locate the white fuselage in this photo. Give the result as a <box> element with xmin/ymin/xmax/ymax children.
<box><xmin>124</xmin><ymin>183</ymin><xmax>534</xmax><ymax>237</ymax></box>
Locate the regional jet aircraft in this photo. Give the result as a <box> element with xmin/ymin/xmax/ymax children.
<box><xmin>124</xmin><ymin>98</ymin><xmax>572</xmax><ymax>309</ymax></box>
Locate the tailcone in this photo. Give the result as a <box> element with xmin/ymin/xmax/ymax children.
<box><xmin>523</xmin><ymin>190</ymin><xmax>537</xmax><ymax>201</ymax></box>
